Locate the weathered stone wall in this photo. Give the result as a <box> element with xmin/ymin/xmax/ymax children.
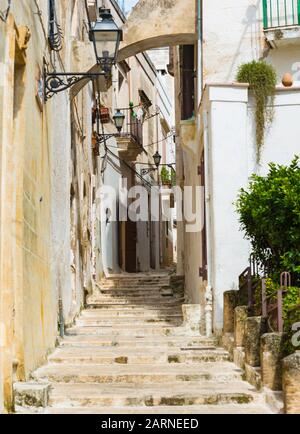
<box><xmin>0</xmin><ymin>2</ymin><xmax>57</xmax><ymax>411</ymax></box>
<box><xmin>0</xmin><ymin>0</ymin><xmax>97</xmax><ymax>412</ymax></box>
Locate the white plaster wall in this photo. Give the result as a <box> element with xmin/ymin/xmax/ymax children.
<box><xmin>101</xmin><ymin>142</ymin><xmax>122</xmax><ymax>275</ymax></box>
<box><xmin>203</xmin><ymin>0</ymin><xmax>300</xmax><ymax>85</ymax></box>
<box><xmin>205</xmin><ymin>85</ymin><xmax>300</xmax><ymax>330</ymax></box>
<box><xmin>203</xmin><ymin>0</ymin><xmax>263</xmax><ymax>82</ymax></box>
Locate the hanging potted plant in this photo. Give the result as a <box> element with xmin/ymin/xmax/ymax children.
<box><xmin>99</xmin><ymin>106</ymin><xmax>110</xmax><ymax>124</ymax></box>
<box><xmin>236</xmin><ymin>60</ymin><xmax>277</xmax><ymax>163</ymax></box>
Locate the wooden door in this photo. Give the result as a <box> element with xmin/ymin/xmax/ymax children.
<box><xmin>125</xmin><ymin>219</ymin><xmax>137</xmax><ymax>273</ymax></box>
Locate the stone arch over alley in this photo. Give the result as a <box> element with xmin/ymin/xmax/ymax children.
<box><xmin>117</xmin><ymin>0</ymin><xmax>197</xmax><ymax>61</ymax></box>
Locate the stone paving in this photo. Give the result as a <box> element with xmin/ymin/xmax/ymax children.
<box><xmin>15</xmin><ymin>273</ymin><xmax>276</xmax><ymax>414</ymax></box>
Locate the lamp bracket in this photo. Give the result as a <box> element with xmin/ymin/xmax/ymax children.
<box><xmin>141</xmin><ymin>167</ymin><xmax>157</xmax><ymax>176</ymax></box>
<box><xmin>97</xmin><ymin>133</ymin><xmax>120</xmax><ymax>144</ymax></box>
<box><xmin>44</xmin><ymin>70</ymin><xmax>105</xmax><ymax>101</ymax></box>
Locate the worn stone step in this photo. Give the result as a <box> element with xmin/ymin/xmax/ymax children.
<box><xmin>86</xmin><ymin>298</ymin><xmax>185</xmax><ymax>307</ymax></box>
<box><xmin>42</xmin><ymin>403</ymin><xmax>272</xmax><ymax>414</ymax></box>
<box><xmin>48</xmin><ymin>347</ymin><xmax>229</xmax><ymax>365</ymax></box>
<box><xmin>75</xmin><ymin>318</ymin><xmax>183</xmax><ymax>327</ymax></box>
<box><xmin>99</xmin><ymin>280</ymin><xmax>171</xmax><ymax>288</ymax></box>
<box><xmin>59</xmin><ymin>335</ymin><xmax>218</xmax><ymax>348</ymax></box>
<box><xmin>94</xmin><ymin>289</ymin><xmax>179</xmax><ymax>297</ymax></box>
<box><xmin>86</xmin><ymin>303</ymin><xmax>183</xmax><ymax>309</ymax></box>
<box><xmin>49</xmin><ymin>381</ymin><xmax>257</xmax><ymax>408</ymax></box>
<box><xmin>78</xmin><ymin>309</ymin><xmax>183</xmax><ymax>321</ymax></box>
<box><xmin>87</xmin><ymin>295</ymin><xmax>185</xmax><ymax>302</ymax></box>
<box><xmin>65</xmin><ymin>325</ymin><xmax>199</xmax><ymax>338</ymax></box>
<box><xmin>86</xmin><ymin>297</ymin><xmax>181</xmax><ymax>305</ymax></box>
<box><xmin>94</xmin><ymin>288</ymin><xmax>184</xmax><ymax>300</ymax></box>
<box><xmin>76</xmin><ymin>315</ymin><xmax>183</xmax><ymax>327</ymax></box>
<box><xmin>33</xmin><ymin>362</ymin><xmax>243</xmax><ymax>384</ymax></box>
<box><xmin>84</xmin><ymin>307</ymin><xmax>183</xmax><ymax>315</ymax></box>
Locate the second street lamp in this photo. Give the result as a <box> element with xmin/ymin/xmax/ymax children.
<box><xmin>97</xmin><ymin>109</ymin><xmax>126</xmax><ymax>144</ymax></box>
<box><xmin>153</xmin><ymin>151</ymin><xmax>162</xmax><ymax>168</ymax></box>
<box><xmin>113</xmin><ymin>109</ymin><xmax>126</xmax><ymax>133</ymax></box>
<box><xmin>141</xmin><ymin>152</ymin><xmax>163</xmax><ymax>176</ymax></box>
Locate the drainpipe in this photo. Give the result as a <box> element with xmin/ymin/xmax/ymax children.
<box><xmin>197</xmin><ymin>0</ymin><xmax>203</xmax><ymax>105</ymax></box>
<box><xmin>203</xmin><ymin>110</ymin><xmax>213</xmax><ymax>338</ymax></box>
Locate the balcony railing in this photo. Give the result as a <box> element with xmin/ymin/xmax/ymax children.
<box><xmin>263</xmin><ymin>0</ymin><xmax>300</xmax><ymax>29</ymax></box>
<box><xmin>121</xmin><ymin>108</ymin><xmax>143</xmax><ymax>148</ymax></box>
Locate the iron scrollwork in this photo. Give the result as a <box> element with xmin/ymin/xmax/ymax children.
<box><xmin>44</xmin><ymin>71</ymin><xmax>105</xmax><ymax>101</ymax></box>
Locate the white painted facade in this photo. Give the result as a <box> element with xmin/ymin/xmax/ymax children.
<box><xmin>200</xmin><ymin>84</ymin><xmax>300</xmax><ymax>330</ymax></box>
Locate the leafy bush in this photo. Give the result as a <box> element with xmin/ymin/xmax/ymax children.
<box><xmin>236</xmin><ymin>157</ymin><xmax>300</xmax><ymax>285</ymax></box>
<box><xmin>236</xmin><ymin>61</ymin><xmax>277</xmax><ymax>162</ymax></box>
<box><xmin>160</xmin><ymin>167</ymin><xmax>171</xmax><ymax>184</ymax></box>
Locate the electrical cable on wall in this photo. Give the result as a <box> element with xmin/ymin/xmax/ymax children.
<box><xmin>0</xmin><ymin>0</ymin><xmax>11</xmax><ymax>22</ymax></box>
<box><xmin>104</xmin><ymin>132</ymin><xmax>177</xmax><ymax>150</ymax></box>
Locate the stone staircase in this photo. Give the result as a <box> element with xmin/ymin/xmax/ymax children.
<box><xmin>15</xmin><ymin>272</ymin><xmax>275</xmax><ymax>414</ymax></box>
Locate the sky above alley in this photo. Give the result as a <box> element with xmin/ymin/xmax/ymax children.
<box><xmin>119</xmin><ymin>0</ymin><xmax>139</xmax><ymax>14</ymax></box>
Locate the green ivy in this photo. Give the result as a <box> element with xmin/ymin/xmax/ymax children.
<box><xmin>236</xmin><ymin>61</ymin><xmax>277</xmax><ymax>162</ymax></box>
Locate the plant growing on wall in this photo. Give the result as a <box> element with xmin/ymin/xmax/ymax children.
<box><xmin>236</xmin><ymin>61</ymin><xmax>277</xmax><ymax>162</ymax></box>
<box><xmin>236</xmin><ymin>157</ymin><xmax>300</xmax><ymax>284</ymax></box>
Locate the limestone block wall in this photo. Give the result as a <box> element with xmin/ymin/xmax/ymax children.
<box><xmin>0</xmin><ymin>3</ymin><xmax>57</xmax><ymax>411</ymax></box>
<box><xmin>0</xmin><ymin>0</ymin><xmax>99</xmax><ymax>412</ymax></box>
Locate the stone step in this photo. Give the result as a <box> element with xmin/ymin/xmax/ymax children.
<box><xmin>59</xmin><ymin>335</ymin><xmax>218</xmax><ymax>348</ymax></box>
<box><xmin>94</xmin><ymin>289</ymin><xmax>180</xmax><ymax>296</ymax></box>
<box><xmin>92</xmin><ymin>293</ymin><xmax>183</xmax><ymax>300</ymax></box>
<box><xmin>100</xmin><ymin>274</ymin><xmax>171</xmax><ymax>280</ymax></box>
<box><xmin>86</xmin><ymin>298</ymin><xmax>185</xmax><ymax>307</ymax></box>
<box><xmin>99</xmin><ymin>279</ymin><xmax>171</xmax><ymax>287</ymax></box>
<box><xmin>49</xmin><ymin>381</ymin><xmax>257</xmax><ymax>408</ymax></box>
<box><xmin>48</xmin><ymin>348</ymin><xmax>230</xmax><ymax>365</ymax></box>
<box><xmin>79</xmin><ymin>315</ymin><xmax>183</xmax><ymax>323</ymax></box>
<box><xmin>43</xmin><ymin>404</ymin><xmax>272</xmax><ymax>414</ymax></box>
<box><xmin>88</xmin><ymin>294</ymin><xmax>184</xmax><ymax>301</ymax></box>
<box><xmin>65</xmin><ymin>325</ymin><xmax>198</xmax><ymax>338</ymax></box>
<box><xmin>76</xmin><ymin>318</ymin><xmax>183</xmax><ymax>327</ymax></box>
<box><xmin>84</xmin><ymin>306</ymin><xmax>183</xmax><ymax>314</ymax></box>
<box><xmin>98</xmin><ymin>283</ymin><xmax>172</xmax><ymax>289</ymax></box>
<box><xmin>80</xmin><ymin>313</ymin><xmax>183</xmax><ymax>320</ymax></box>
<box><xmin>33</xmin><ymin>362</ymin><xmax>243</xmax><ymax>384</ymax></box>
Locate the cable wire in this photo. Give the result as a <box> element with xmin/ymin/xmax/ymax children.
<box><xmin>0</xmin><ymin>0</ymin><xmax>11</xmax><ymax>23</ymax></box>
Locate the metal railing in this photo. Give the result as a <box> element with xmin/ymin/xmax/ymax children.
<box><xmin>119</xmin><ymin>107</ymin><xmax>144</xmax><ymax>148</ymax></box>
<box><xmin>238</xmin><ymin>256</ymin><xmax>300</xmax><ymax>333</ymax></box>
<box><xmin>263</xmin><ymin>0</ymin><xmax>300</xmax><ymax>29</ymax></box>
<box><xmin>238</xmin><ymin>254</ymin><xmax>269</xmax><ymax>312</ymax></box>
<box><xmin>262</xmin><ymin>272</ymin><xmax>291</xmax><ymax>332</ymax></box>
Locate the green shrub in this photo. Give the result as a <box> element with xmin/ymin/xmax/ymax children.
<box><xmin>236</xmin><ymin>61</ymin><xmax>277</xmax><ymax>162</ymax></box>
<box><xmin>236</xmin><ymin>157</ymin><xmax>300</xmax><ymax>285</ymax></box>
<box><xmin>160</xmin><ymin>166</ymin><xmax>171</xmax><ymax>184</ymax></box>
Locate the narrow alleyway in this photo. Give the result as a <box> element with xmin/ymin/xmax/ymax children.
<box><xmin>19</xmin><ymin>273</ymin><xmax>274</xmax><ymax>414</ymax></box>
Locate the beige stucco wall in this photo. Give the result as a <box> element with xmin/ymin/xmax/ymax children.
<box><xmin>0</xmin><ymin>0</ymin><xmax>99</xmax><ymax>412</ymax></box>
<box><xmin>0</xmin><ymin>5</ymin><xmax>56</xmax><ymax>410</ymax></box>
